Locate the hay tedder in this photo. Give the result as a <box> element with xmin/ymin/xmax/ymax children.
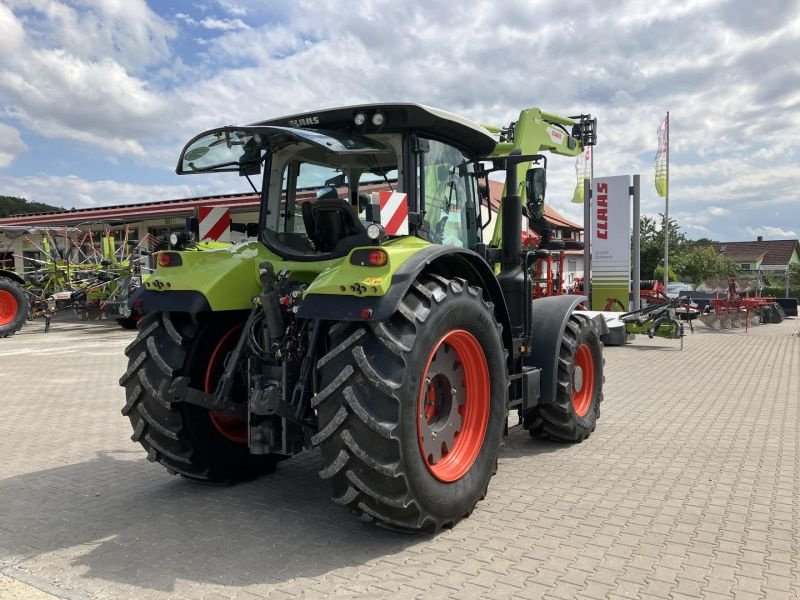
<box><xmin>120</xmin><ymin>103</ymin><xmax>607</xmax><ymax>532</ymax></box>
<box><xmin>0</xmin><ymin>225</ymin><xmax>155</xmax><ymax>336</ymax></box>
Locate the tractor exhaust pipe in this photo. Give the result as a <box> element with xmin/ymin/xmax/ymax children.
<box><xmin>497</xmin><ymin>150</ymin><xmax>527</xmax><ymax>336</ymax></box>
<box><xmin>501</xmin><ymin>150</ymin><xmax>523</xmax><ymax>271</ymax></box>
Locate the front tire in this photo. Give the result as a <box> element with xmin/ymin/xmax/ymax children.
<box><xmin>0</xmin><ymin>278</ymin><xmax>28</xmax><ymax>338</ymax></box>
<box><xmin>315</xmin><ymin>275</ymin><xmax>507</xmax><ymax>532</ymax></box>
<box><xmin>119</xmin><ymin>311</ymin><xmax>278</xmax><ymax>483</ymax></box>
<box><xmin>529</xmin><ymin>313</ymin><xmax>604</xmax><ymax>442</ymax></box>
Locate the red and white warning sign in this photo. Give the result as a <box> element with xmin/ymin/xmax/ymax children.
<box><xmin>198</xmin><ymin>206</ymin><xmax>231</xmax><ymax>242</ymax></box>
<box><xmin>378</xmin><ymin>191</ymin><xmax>409</xmax><ymax>236</ymax></box>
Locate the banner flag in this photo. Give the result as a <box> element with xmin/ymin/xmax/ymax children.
<box><xmin>654</xmin><ymin>116</ymin><xmax>668</xmax><ymax>197</ymax></box>
<box><xmin>571</xmin><ymin>146</ymin><xmax>592</xmax><ymax>203</ymax></box>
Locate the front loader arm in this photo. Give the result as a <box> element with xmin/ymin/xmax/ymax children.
<box><xmin>486</xmin><ymin>108</ymin><xmax>585</xmax><ymax>160</ymax></box>
<box><xmin>484</xmin><ymin>108</ymin><xmax>596</xmax><ymax>247</ymax></box>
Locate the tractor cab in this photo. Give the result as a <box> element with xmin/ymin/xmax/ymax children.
<box><xmin>176</xmin><ymin>104</ymin><xmax>497</xmax><ymax>260</ymax></box>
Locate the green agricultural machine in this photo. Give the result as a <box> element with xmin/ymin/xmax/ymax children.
<box><xmin>0</xmin><ymin>225</ymin><xmax>150</xmax><ymax>336</ymax></box>
<box><xmin>120</xmin><ymin>103</ymin><xmax>604</xmax><ymax>532</ymax></box>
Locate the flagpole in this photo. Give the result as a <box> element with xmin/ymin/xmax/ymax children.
<box><xmin>663</xmin><ymin>111</ymin><xmax>670</xmax><ymax>288</ymax></box>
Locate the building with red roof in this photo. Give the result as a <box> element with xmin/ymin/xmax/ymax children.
<box><xmin>1</xmin><ymin>184</ymin><xmax>586</xmax><ymax>282</ymax></box>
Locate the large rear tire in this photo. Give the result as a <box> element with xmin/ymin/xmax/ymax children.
<box><xmin>119</xmin><ymin>311</ymin><xmax>279</xmax><ymax>483</ymax></box>
<box><xmin>315</xmin><ymin>274</ymin><xmax>507</xmax><ymax>532</ymax></box>
<box><xmin>0</xmin><ymin>278</ymin><xmax>28</xmax><ymax>338</ymax></box>
<box><xmin>529</xmin><ymin>313</ymin><xmax>604</xmax><ymax>442</ymax></box>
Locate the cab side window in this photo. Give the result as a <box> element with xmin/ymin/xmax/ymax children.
<box><xmin>420</xmin><ymin>139</ymin><xmax>478</xmax><ymax>249</ymax></box>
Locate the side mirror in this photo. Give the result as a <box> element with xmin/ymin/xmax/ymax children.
<box><xmin>525</xmin><ymin>167</ymin><xmax>546</xmax><ymax>211</ymax></box>
<box><xmin>324</xmin><ymin>173</ymin><xmax>347</xmax><ymax>188</ymax></box>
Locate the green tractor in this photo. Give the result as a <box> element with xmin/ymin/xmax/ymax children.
<box><xmin>120</xmin><ymin>103</ymin><xmax>604</xmax><ymax>532</ymax></box>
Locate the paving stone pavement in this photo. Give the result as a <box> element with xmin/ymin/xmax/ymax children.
<box><xmin>0</xmin><ymin>316</ymin><xmax>799</xmax><ymax>599</ymax></box>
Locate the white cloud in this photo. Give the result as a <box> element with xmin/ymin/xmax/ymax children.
<box><xmin>0</xmin><ymin>49</ymin><xmax>175</xmax><ymax>156</ymax></box>
<box><xmin>0</xmin><ymin>0</ymin><xmax>799</xmax><ymax>242</ymax></box>
<box><xmin>0</xmin><ymin>122</ymin><xmax>26</xmax><ymax>167</ymax></box>
<box><xmin>745</xmin><ymin>226</ymin><xmax>797</xmax><ymax>239</ymax></box>
<box><xmin>176</xmin><ymin>12</ymin><xmax>196</xmax><ymax>24</ymax></box>
<box><xmin>4</xmin><ymin>0</ymin><xmax>175</xmax><ymax>73</ymax></box>
<box><xmin>0</xmin><ymin>3</ymin><xmax>25</xmax><ymax>54</ymax></box>
<box><xmin>217</xmin><ymin>1</ymin><xmax>248</xmax><ymax>17</ymax></box>
<box><xmin>199</xmin><ymin>17</ymin><xmax>249</xmax><ymax>31</ymax></box>
<box><xmin>708</xmin><ymin>206</ymin><xmax>730</xmax><ymax>216</ymax></box>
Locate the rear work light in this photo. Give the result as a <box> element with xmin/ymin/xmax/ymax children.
<box><xmin>157</xmin><ymin>252</ymin><xmax>182</xmax><ymax>267</ymax></box>
<box><xmin>350</xmin><ymin>249</ymin><xmax>388</xmax><ymax>267</ymax></box>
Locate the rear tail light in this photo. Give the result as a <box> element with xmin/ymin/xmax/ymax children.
<box><xmin>157</xmin><ymin>252</ymin><xmax>182</xmax><ymax>267</ymax></box>
<box><xmin>350</xmin><ymin>249</ymin><xmax>388</xmax><ymax>267</ymax></box>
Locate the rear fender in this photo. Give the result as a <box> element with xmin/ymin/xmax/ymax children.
<box><xmin>526</xmin><ymin>295</ymin><xmax>607</xmax><ymax>406</ymax></box>
<box><xmin>298</xmin><ymin>245</ymin><xmax>512</xmax><ymax>350</ymax></box>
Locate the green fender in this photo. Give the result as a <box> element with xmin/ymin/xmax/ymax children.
<box><xmin>298</xmin><ymin>245</ymin><xmax>512</xmax><ymax>350</ymax></box>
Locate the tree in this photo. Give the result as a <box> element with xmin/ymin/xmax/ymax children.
<box><xmin>0</xmin><ymin>195</ymin><xmax>61</xmax><ymax>218</ymax></box>
<box><xmin>789</xmin><ymin>262</ymin><xmax>800</xmax><ymax>288</ymax></box>
<box><xmin>681</xmin><ymin>246</ymin><xmax>736</xmax><ymax>286</ymax></box>
<box><xmin>637</xmin><ymin>214</ymin><xmax>687</xmax><ymax>280</ymax></box>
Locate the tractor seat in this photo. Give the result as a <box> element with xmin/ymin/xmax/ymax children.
<box><xmin>302</xmin><ymin>198</ymin><xmax>366</xmax><ymax>253</ymax></box>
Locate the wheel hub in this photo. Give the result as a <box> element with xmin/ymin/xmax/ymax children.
<box><xmin>571</xmin><ymin>343</ymin><xmax>595</xmax><ymax>418</ymax></box>
<box><xmin>205</xmin><ymin>324</ymin><xmax>249</xmax><ymax>444</ymax></box>
<box><xmin>573</xmin><ymin>365</ymin><xmax>584</xmax><ymax>393</ymax></box>
<box><xmin>417</xmin><ymin>329</ymin><xmax>490</xmax><ymax>483</ymax></box>
<box><xmin>419</xmin><ymin>349</ymin><xmax>465</xmax><ymax>464</ymax></box>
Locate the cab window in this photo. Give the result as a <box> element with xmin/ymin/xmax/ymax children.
<box><xmin>420</xmin><ymin>138</ymin><xmax>478</xmax><ymax>249</ymax></box>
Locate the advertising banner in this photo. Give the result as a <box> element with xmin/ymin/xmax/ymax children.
<box><xmin>590</xmin><ymin>176</ymin><xmax>631</xmax><ymax>311</ymax></box>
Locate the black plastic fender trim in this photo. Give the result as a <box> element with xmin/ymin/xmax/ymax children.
<box><xmin>525</xmin><ymin>295</ymin><xmax>588</xmax><ymax>407</ymax></box>
<box><xmin>136</xmin><ymin>290</ymin><xmax>212</xmax><ymax>314</ymax></box>
<box><xmin>0</xmin><ymin>269</ymin><xmax>25</xmax><ymax>286</ymax></box>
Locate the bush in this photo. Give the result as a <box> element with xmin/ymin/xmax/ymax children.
<box><xmin>763</xmin><ymin>285</ymin><xmax>800</xmax><ymax>300</ymax></box>
<box><xmin>653</xmin><ymin>265</ymin><xmax>679</xmax><ymax>282</ymax></box>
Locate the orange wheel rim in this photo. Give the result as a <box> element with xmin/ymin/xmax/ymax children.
<box><xmin>0</xmin><ymin>290</ymin><xmax>19</xmax><ymax>327</ymax></box>
<box><xmin>572</xmin><ymin>343</ymin><xmax>595</xmax><ymax>417</ymax></box>
<box><xmin>417</xmin><ymin>330</ymin><xmax>490</xmax><ymax>483</ymax></box>
<box><xmin>205</xmin><ymin>324</ymin><xmax>248</xmax><ymax>444</ymax></box>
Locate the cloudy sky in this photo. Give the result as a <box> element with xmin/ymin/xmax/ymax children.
<box><xmin>0</xmin><ymin>0</ymin><xmax>798</xmax><ymax>241</ymax></box>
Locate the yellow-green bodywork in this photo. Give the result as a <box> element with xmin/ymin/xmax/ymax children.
<box><xmin>144</xmin><ymin>237</ymin><xmax>432</xmax><ymax>311</ymax></box>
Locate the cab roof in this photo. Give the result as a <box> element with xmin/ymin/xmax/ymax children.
<box><xmin>252</xmin><ymin>103</ymin><xmax>498</xmax><ymax>157</ymax></box>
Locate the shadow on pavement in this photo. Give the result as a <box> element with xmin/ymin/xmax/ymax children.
<box><xmin>0</xmin><ymin>449</ymin><xmax>415</xmax><ymax>592</ymax></box>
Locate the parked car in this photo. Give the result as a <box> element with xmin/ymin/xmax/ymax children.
<box><xmin>666</xmin><ymin>282</ymin><xmax>695</xmax><ymax>298</ymax></box>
